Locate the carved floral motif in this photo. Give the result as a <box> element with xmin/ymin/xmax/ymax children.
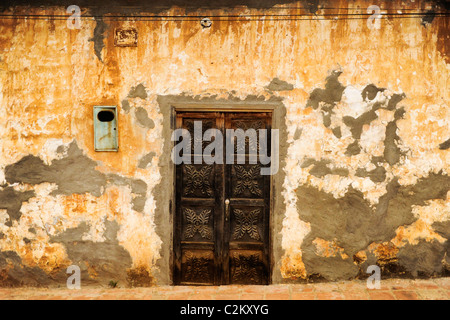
<box><xmin>231</xmin><ymin>252</ymin><xmax>260</xmax><ymax>284</ymax></box>
<box><xmin>184</xmin><ymin>251</ymin><xmax>212</xmax><ymax>282</ymax></box>
<box><xmin>184</xmin><ymin>165</ymin><xmax>214</xmax><ymax>197</ymax></box>
<box><xmin>184</xmin><ymin>208</ymin><xmax>212</xmax><ymax>239</ymax></box>
<box><xmin>233</xmin><ymin>165</ymin><xmax>262</xmax><ymax>197</ymax></box>
<box><xmin>233</xmin><ymin>208</ymin><xmax>261</xmax><ymax>240</ymax></box>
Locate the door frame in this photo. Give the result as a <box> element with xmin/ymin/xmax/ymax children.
<box><xmin>169</xmin><ymin>102</ymin><xmax>283</xmax><ymax>285</ymax></box>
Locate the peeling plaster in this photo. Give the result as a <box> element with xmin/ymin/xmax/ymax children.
<box><xmin>0</xmin><ymin>0</ymin><xmax>448</xmax><ymax>286</ymax></box>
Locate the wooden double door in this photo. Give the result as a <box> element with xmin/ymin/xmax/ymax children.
<box><xmin>173</xmin><ymin>111</ymin><xmax>272</xmax><ymax>285</ymax></box>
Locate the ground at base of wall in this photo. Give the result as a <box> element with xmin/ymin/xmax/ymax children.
<box><xmin>0</xmin><ymin>278</ymin><xmax>448</xmax><ymax>300</ymax></box>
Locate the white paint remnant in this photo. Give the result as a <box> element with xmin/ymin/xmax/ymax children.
<box><xmin>0</xmin><ymin>167</ymin><xmax>5</xmax><ymax>185</ymax></box>
<box><xmin>360</xmin><ymin>120</ymin><xmax>386</xmax><ymax>157</ymax></box>
<box><xmin>341</xmin><ymin>86</ymin><xmax>366</xmax><ymax>118</ymax></box>
<box><xmin>40</xmin><ymin>139</ymin><xmax>67</xmax><ymax>165</ymax></box>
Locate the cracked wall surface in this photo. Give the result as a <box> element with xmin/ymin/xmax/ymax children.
<box><xmin>0</xmin><ymin>0</ymin><xmax>448</xmax><ymax>286</ymax></box>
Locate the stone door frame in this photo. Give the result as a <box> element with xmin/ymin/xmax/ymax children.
<box><xmin>154</xmin><ymin>96</ymin><xmax>287</xmax><ymax>285</ymax></box>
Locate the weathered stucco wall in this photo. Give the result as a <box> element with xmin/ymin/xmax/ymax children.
<box><xmin>0</xmin><ymin>0</ymin><xmax>448</xmax><ymax>286</ymax></box>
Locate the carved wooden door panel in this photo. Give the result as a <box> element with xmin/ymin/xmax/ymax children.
<box><xmin>174</xmin><ymin>112</ymin><xmax>224</xmax><ymax>286</ymax></box>
<box><xmin>173</xmin><ymin>111</ymin><xmax>271</xmax><ymax>285</ymax></box>
<box><xmin>224</xmin><ymin>113</ymin><xmax>271</xmax><ymax>285</ymax></box>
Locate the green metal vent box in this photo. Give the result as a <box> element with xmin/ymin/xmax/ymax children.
<box><xmin>93</xmin><ymin>106</ymin><xmax>118</xmax><ymax>152</ymax></box>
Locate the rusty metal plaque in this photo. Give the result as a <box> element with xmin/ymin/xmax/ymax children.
<box><xmin>114</xmin><ymin>28</ymin><xmax>138</xmax><ymax>47</ymax></box>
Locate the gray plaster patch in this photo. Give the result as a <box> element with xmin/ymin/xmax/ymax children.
<box><xmin>439</xmin><ymin>138</ymin><xmax>450</xmax><ymax>150</ymax></box>
<box><xmin>300</xmin><ymin>157</ymin><xmax>325</xmax><ymax>168</ymax></box>
<box><xmin>106</xmin><ymin>174</ymin><xmax>147</xmax><ymax>213</ymax></box>
<box><xmin>135</xmin><ymin>107</ymin><xmax>155</xmax><ymax>129</ymax></box>
<box><xmin>305</xmin><ymin>70</ymin><xmax>348</xmax><ymax>134</ymax></box>
<box><xmin>331</xmin><ymin>126</ymin><xmax>342</xmax><ymax>138</ymax></box>
<box><xmin>371</xmin><ymin>156</ymin><xmax>385</xmax><ymax>165</ymax></box>
<box><xmin>308</xmin><ymin>161</ymin><xmax>332</xmax><ymax>178</ymax></box>
<box><xmin>0</xmin><ymin>250</ymin><xmax>64</xmax><ymax>287</ymax></box>
<box><xmin>131</xmin><ymin>196</ymin><xmax>146</xmax><ymax>213</ymax></box>
<box><xmin>51</xmin><ymin>220</ymin><xmax>132</xmax><ymax>286</ymax></box>
<box><xmin>432</xmin><ymin>220</ymin><xmax>450</xmax><ymax>240</ymax></box>
<box><xmin>89</xmin><ymin>16</ymin><xmax>107</xmax><ymax>62</ymax></box>
<box><xmin>266</xmin><ymin>78</ymin><xmax>294</xmax><ymax>91</ymax></box>
<box><xmin>382</xmin><ymin>107</ymin><xmax>406</xmax><ymax>166</ymax></box>
<box><xmin>355</xmin><ymin>166</ymin><xmax>386</xmax><ymax>183</ymax></box>
<box><xmin>421</xmin><ymin>10</ymin><xmax>436</xmax><ymax>26</ymax></box>
<box><xmin>387</xmin><ymin>93</ymin><xmax>406</xmax><ymax>110</ymax></box>
<box><xmin>345</xmin><ymin>140</ymin><xmax>361</xmax><ymax>156</ymax></box>
<box><xmin>297</xmin><ymin>172</ymin><xmax>449</xmax><ymax>280</ymax></box>
<box><xmin>322</xmin><ymin>112</ymin><xmax>331</xmax><ymax>127</ymax></box>
<box><xmin>384</xmin><ymin>121</ymin><xmax>401</xmax><ymax>165</ymax></box>
<box><xmin>130</xmin><ymin>179</ymin><xmax>147</xmax><ymax>195</ymax></box>
<box><xmin>433</xmin><ymin>220</ymin><xmax>450</xmax><ymax>272</ymax></box>
<box><xmin>121</xmin><ymin>83</ymin><xmax>149</xmax><ymax>117</ymax></box>
<box><xmin>128</xmin><ymin>84</ymin><xmax>148</xmax><ymax>100</ymax></box>
<box><xmin>374</xmin><ymin>178</ymin><xmax>400</xmax><ymax>216</ymax></box>
<box><xmin>361</xmin><ymin>84</ymin><xmax>385</xmax><ymax>101</ymax></box>
<box><xmin>293</xmin><ymin>127</ymin><xmax>302</xmax><ymax>140</ymax></box>
<box><xmin>138</xmin><ymin>152</ymin><xmax>156</xmax><ymax>169</ymax></box>
<box><xmin>343</xmin><ymin>109</ymin><xmax>378</xmax><ymax>140</ymax></box>
<box><xmin>302</xmin><ymin>158</ymin><xmax>349</xmax><ymax>178</ymax></box>
<box><xmin>56</xmin><ymin>145</ymin><xmax>65</xmax><ymax>154</ymax></box>
<box><xmin>397</xmin><ymin>240</ymin><xmax>445</xmax><ymax>277</ymax></box>
<box><xmin>306</xmin><ymin>70</ymin><xmax>345</xmax><ymax>110</ymax></box>
<box><xmin>301</xmin><ymin>250</ymin><xmax>359</xmax><ymax>281</ymax></box>
<box><xmin>5</xmin><ymin>141</ymin><xmax>107</xmax><ymax>197</ymax></box>
<box><xmin>121</xmin><ymin>99</ymin><xmax>131</xmax><ymax>113</ymax></box>
<box><xmin>0</xmin><ymin>187</ymin><xmax>35</xmax><ymax>226</ymax></box>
